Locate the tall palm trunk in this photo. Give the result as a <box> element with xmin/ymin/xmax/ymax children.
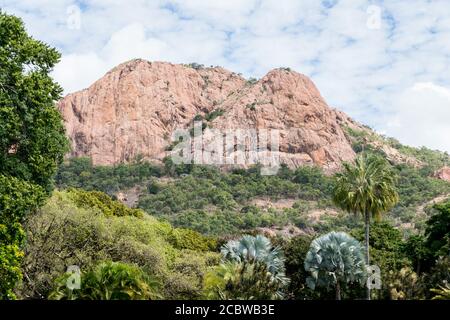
<box><xmin>365</xmin><ymin>211</ymin><xmax>370</xmax><ymax>300</ymax></box>
<box><xmin>336</xmin><ymin>281</ymin><xmax>341</xmax><ymax>300</ymax></box>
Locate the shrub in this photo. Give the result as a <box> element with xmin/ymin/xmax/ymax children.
<box><xmin>169</xmin><ymin>228</ymin><xmax>217</xmax><ymax>251</ymax></box>
<box><xmin>49</xmin><ymin>261</ymin><xmax>160</xmax><ymax>300</ymax></box>
<box><xmin>283</xmin><ymin>235</ymin><xmax>321</xmax><ymax>299</ymax></box>
<box><xmin>18</xmin><ymin>191</ymin><xmax>220</xmax><ymax>299</ymax></box>
<box><xmin>67</xmin><ymin>188</ymin><xmax>144</xmax><ymax>218</ymax></box>
<box><xmin>204</xmin><ymin>235</ymin><xmax>289</xmax><ymax>300</ymax></box>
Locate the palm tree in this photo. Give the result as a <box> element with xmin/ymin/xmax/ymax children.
<box><xmin>304</xmin><ymin>232</ymin><xmax>367</xmax><ymax>300</ymax></box>
<box><xmin>221</xmin><ymin>235</ymin><xmax>288</xmax><ymax>283</ymax></box>
<box><xmin>217</xmin><ymin>235</ymin><xmax>289</xmax><ymax>298</ymax></box>
<box><xmin>332</xmin><ymin>154</ymin><xmax>399</xmax><ymax>299</ymax></box>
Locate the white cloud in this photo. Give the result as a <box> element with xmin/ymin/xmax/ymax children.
<box><xmin>382</xmin><ymin>82</ymin><xmax>450</xmax><ymax>152</ymax></box>
<box><xmin>1</xmin><ymin>0</ymin><xmax>450</xmax><ymax>152</ymax></box>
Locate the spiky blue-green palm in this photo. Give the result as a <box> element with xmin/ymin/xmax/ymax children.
<box><xmin>221</xmin><ymin>235</ymin><xmax>289</xmax><ymax>296</ymax></box>
<box><xmin>304</xmin><ymin>232</ymin><xmax>367</xmax><ymax>300</ymax></box>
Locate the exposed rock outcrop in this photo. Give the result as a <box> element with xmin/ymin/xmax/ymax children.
<box><xmin>59</xmin><ymin>59</ymin><xmax>359</xmax><ymax>170</ymax></box>
<box><xmin>434</xmin><ymin>166</ymin><xmax>450</xmax><ymax>182</ymax></box>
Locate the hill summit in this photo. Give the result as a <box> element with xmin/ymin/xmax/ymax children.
<box><xmin>58</xmin><ymin>59</ymin><xmax>376</xmax><ymax>171</ymax></box>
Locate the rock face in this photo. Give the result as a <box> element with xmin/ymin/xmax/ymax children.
<box><xmin>58</xmin><ymin>59</ymin><xmax>357</xmax><ymax>171</ymax></box>
<box><xmin>434</xmin><ymin>166</ymin><xmax>450</xmax><ymax>182</ymax></box>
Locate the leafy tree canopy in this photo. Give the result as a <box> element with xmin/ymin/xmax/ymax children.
<box><xmin>0</xmin><ymin>11</ymin><xmax>68</xmax><ymax>191</ymax></box>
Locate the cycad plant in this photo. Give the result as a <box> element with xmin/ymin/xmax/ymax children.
<box><xmin>304</xmin><ymin>232</ymin><xmax>367</xmax><ymax>300</ymax></box>
<box><xmin>332</xmin><ymin>154</ymin><xmax>398</xmax><ymax>299</ymax></box>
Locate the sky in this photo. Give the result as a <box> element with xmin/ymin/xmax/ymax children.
<box><xmin>1</xmin><ymin>0</ymin><xmax>450</xmax><ymax>153</ymax></box>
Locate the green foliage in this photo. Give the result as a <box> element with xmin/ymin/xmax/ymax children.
<box><xmin>384</xmin><ymin>267</ymin><xmax>424</xmax><ymax>300</ymax></box>
<box><xmin>402</xmin><ymin>234</ymin><xmax>430</xmax><ymax>274</ymax></box>
<box><xmin>204</xmin><ymin>261</ymin><xmax>285</xmax><ymax>300</ymax></box>
<box><xmin>0</xmin><ymin>11</ymin><xmax>68</xmax><ymax>299</ymax></box>
<box><xmin>169</xmin><ymin>228</ymin><xmax>217</xmax><ymax>252</ymax></box>
<box><xmin>0</xmin><ymin>222</ymin><xmax>25</xmax><ymax>300</ymax></box>
<box><xmin>394</xmin><ymin>164</ymin><xmax>450</xmax><ymax>209</ymax></box>
<box><xmin>246</xmin><ymin>78</ymin><xmax>258</xmax><ymax>85</ymax></box>
<box><xmin>283</xmin><ymin>235</ymin><xmax>324</xmax><ymax>299</ymax></box>
<box><xmin>185</xmin><ymin>62</ymin><xmax>204</xmax><ymax>70</ymax></box>
<box><xmin>137</xmin><ymin>164</ymin><xmax>332</xmax><ymax>236</ymax></box>
<box><xmin>221</xmin><ymin>235</ymin><xmax>288</xmax><ymax>283</ymax></box>
<box><xmin>351</xmin><ymin>222</ymin><xmax>415</xmax><ymax>299</ymax></box>
<box><xmin>0</xmin><ymin>174</ymin><xmax>46</xmax><ymax>299</ymax></box>
<box><xmin>204</xmin><ymin>108</ymin><xmax>225</xmax><ymax>122</ymax></box>
<box><xmin>56</xmin><ymin>157</ymin><xmax>162</xmax><ymax>195</ymax></box>
<box><xmin>352</xmin><ymin>222</ymin><xmax>409</xmax><ymax>272</ymax></box>
<box><xmin>293</xmin><ymin>166</ymin><xmax>333</xmax><ymax>200</ymax></box>
<box><xmin>304</xmin><ymin>232</ymin><xmax>367</xmax><ymax>299</ymax></box>
<box><xmin>431</xmin><ymin>283</ymin><xmax>450</xmax><ymax>300</ymax></box>
<box><xmin>333</xmin><ymin>154</ymin><xmax>399</xmax><ymax>221</ymax></box>
<box><xmin>49</xmin><ymin>261</ymin><xmax>160</xmax><ymax>300</ymax></box>
<box><xmin>0</xmin><ymin>11</ymin><xmax>69</xmax><ymax>191</ymax></box>
<box><xmin>421</xmin><ymin>257</ymin><xmax>450</xmax><ymax>299</ymax></box>
<box><xmin>0</xmin><ymin>175</ymin><xmax>45</xmax><ymax>224</ymax></box>
<box><xmin>345</xmin><ymin>127</ymin><xmax>450</xmax><ymax>224</ymax></box>
<box><xmin>18</xmin><ymin>191</ymin><xmax>220</xmax><ymax>299</ymax></box>
<box><xmin>204</xmin><ymin>235</ymin><xmax>289</xmax><ymax>300</ymax></box>
<box><xmin>425</xmin><ymin>199</ymin><xmax>450</xmax><ymax>258</ymax></box>
<box><xmin>332</xmin><ymin>154</ymin><xmax>399</xmax><ymax>299</ymax></box>
<box><xmin>67</xmin><ymin>188</ymin><xmax>144</xmax><ymax>218</ymax></box>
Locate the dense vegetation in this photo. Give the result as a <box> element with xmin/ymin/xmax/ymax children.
<box><xmin>1</xmin><ymin>11</ymin><xmax>449</xmax><ymax>301</ymax></box>
<box><xmin>0</xmin><ymin>11</ymin><xmax>68</xmax><ymax>299</ymax></box>
<box><xmin>18</xmin><ymin>190</ymin><xmax>219</xmax><ymax>299</ymax></box>
<box><xmin>55</xmin><ymin>154</ymin><xmax>450</xmax><ymax>237</ymax></box>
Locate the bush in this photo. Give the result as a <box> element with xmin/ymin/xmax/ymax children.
<box><xmin>55</xmin><ymin>157</ymin><xmax>163</xmax><ymax>195</ymax></box>
<box><xmin>0</xmin><ymin>175</ymin><xmax>45</xmax><ymax>299</ymax></box>
<box><xmin>67</xmin><ymin>188</ymin><xmax>144</xmax><ymax>218</ymax></box>
<box><xmin>18</xmin><ymin>191</ymin><xmax>220</xmax><ymax>299</ymax></box>
<box><xmin>169</xmin><ymin>228</ymin><xmax>217</xmax><ymax>251</ymax></box>
<box><xmin>283</xmin><ymin>235</ymin><xmax>322</xmax><ymax>299</ymax></box>
<box><xmin>49</xmin><ymin>261</ymin><xmax>160</xmax><ymax>300</ymax></box>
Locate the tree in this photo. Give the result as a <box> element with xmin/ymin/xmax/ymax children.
<box><xmin>283</xmin><ymin>235</ymin><xmax>325</xmax><ymax>299</ymax></box>
<box><xmin>425</xmin><ymin>199</ymin><xmax>450</xmax><ymax>259</ymax></box>
<box><xmin>332</xmin><ymin>154</ymin><xmax>399</xmax><ymax>299</ymax></box>
<box><xmin>205</xmin><ymin>235</ymin><xmax>289</xmax><ymax>299</ymax></box>
<box><xmin>204</xmin><ymin>261</ymin><xmax>285</xmax><ymax>300</ymax></box>
<box><xmin>221</xmin><ymin>235</ymin><xmax>288</xmax><ymax>282</ymax></box>
<box><xmin>49</xmin><ymin>261</ymin><xmax>160</xmax><ymax>300</ymax></box>
<box><xmin>0</xmin><ymin>11</ymin><xmax>68</xmax><ymax>190</ymax></box>
<box><xmin>0</xmin><ymin>11</ymin><xmax>68</xmax><ymax>299</ymax></box>
<box><xmin>304</xmin><ymin>232</ymin><xmax>367</xmax><ymax>300</ymax></box>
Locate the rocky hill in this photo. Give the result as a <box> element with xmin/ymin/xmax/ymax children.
<box><xmin>59</xmin><ymin>59</ymin><xmax>360</xmax><ymax>171</ymax></box>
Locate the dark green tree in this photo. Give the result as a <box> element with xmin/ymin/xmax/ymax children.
<box><xmin>425</xmin><ymin>199</ymin><xmax>450</xmax><ymax>259</ymax></box>
<box><xmin>283</xmin><ymin>235</ymin><xmax>327</xmax><ymax>300</ymax></box>
<box><xmin>0</xmin><ymin>11</ymin><xmax>68</xmax><ymax>299</ymax></box>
